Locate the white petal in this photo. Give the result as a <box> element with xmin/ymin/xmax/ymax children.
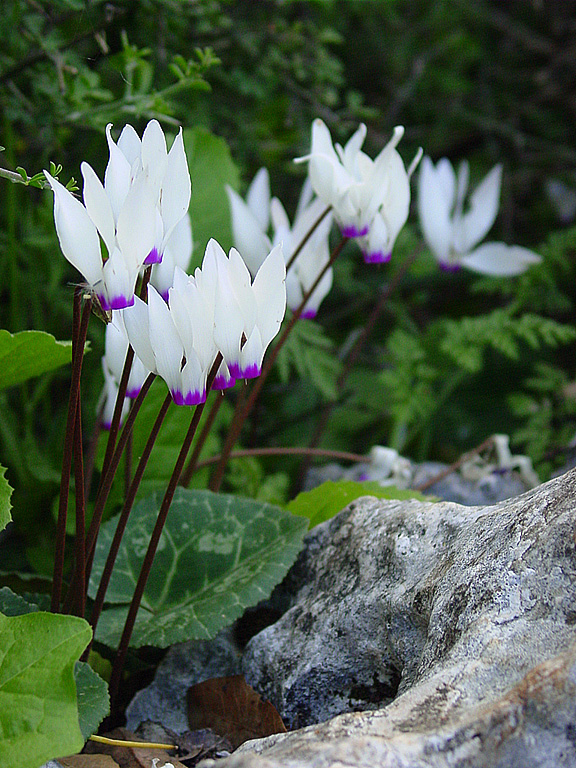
<box><xmin>141</xmin><ymin>119</ymin><xmax>168</xmax><ymax>195</ymax></box>
<box><xmin>102</xmin><ymin>247</ymin><xmax>139</xmax><ymax>310</ymax></box>
<box><xmin>104</xmin><ymin>124</ymin><xmax>132</xmax><ymax>222</ymax></box>
<box><xmin>246</xmin><ymin>168</ymin><xmax>271</xmax><ymax>231</ymax></box>
<box><xmin>228</xmin><ymin>247</ymin><xmax>257</xmax><ymax>336</ymax></box>
<box><xmin>160</xmin><ymin>129</ymin><xmax>191</xmax><ymax>244</ymax></box>
<box><xmin>417</xmin><ymin>156</ymin><xmax>453</xmax><ymax>262</ymax></box>
<box><xmin>117</xmin><ymin>124</ymin><xmax>142</xmax><ymax>167</ymax></box>
<box><xmin>104</xmin><ymin>318</ymin><xmax>129</xmax><ymax>382</ymax></box>
<box><xmin>147</xmin><ymin>285</ymin><xmax>185</xmax><ymax>400</ymax></box>
<box><xmin>456</xmin><ymin>164</ymin><xmax>502</xmax><ymax>254</ymax></box>
<box><xmin>122</xmin><ymin>296</ymin><xmax>157</xmax><ymax>373</ymax></box>
<box><xmin>239</xmin><ymin>326</ymin><xmax>264</xmax><ymax>378</ymax></box>
<box><xmin>226</xmin><ymin>186</ymin><xmax>272</xmax><ymax>275</ymax></box>
<box><xmin>44</xmin><ymin>170</ymin><xmax>103</xmax><ymax>288</ymax></box>
<box><xmin>461</xmin><ymin>242</ymin><xmax>542</xmax><ymax>276</ymax></box>
<box><xmin>252</xmin><ymin>244</ymin><xmax>286</xmax><ymax>348</ymax></box>
<box><xmin>116</xmin><ymin>175</ymin><xmax>157</xmax><ymax>266</ymax></box>
<box><xmin>81</xmin><ymin>162</ymin><xmax>115</xmax><ymax>255</ymax></box>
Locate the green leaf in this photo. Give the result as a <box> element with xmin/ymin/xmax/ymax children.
<box><xmin>0</xmin><ymin>612</ymin><xmax>91</xmax><ymax>768</ymax></box>
<box><xmin>276</xmin><ymin>318</ymin><xmax>342</xmax><ymax>400</ymax></box>
<box><xmin>0</xmin><ymin>463</ymin><xmax>13</xmax><ymax>533</ymax></box>
<box><xmin>91</xmin><ymin>487</ymin><xmax>308</xmax><ymax>648</ymax></box>
<box><xmin>0</xmin><ymin>330</ymin><xmax>73</xmax><ymax>391</ymax></box>
<box><xmin>287</xmin><ymin>480</ymin><xmax>428</xmax><ymax>529</ymax></box>
<box><xmin>74</xmin><ymin>661</ymin><xmax>110</xmax><ymax>741</ymax></box>
<box><xmin>183</xmin><ymin>126</ymin><xmax>240</xmax><ymax>264</ymax></box>
<box><xmin>0</xmin><ymin>586</ymin><xmax>38</xmax><ymax>615</ymax></box>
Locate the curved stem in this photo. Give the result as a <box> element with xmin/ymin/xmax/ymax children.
<box><xmin>209</xmin><ymin>236</ymin><xmax>349</xmax><ymax>492</ymax></box>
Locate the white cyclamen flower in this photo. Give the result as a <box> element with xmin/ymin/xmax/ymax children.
<box><xmin>122</xmin><ymin>239</ymin><xmax>286</xmax><ymax>405</ymax></box>
<box><xmin>45</xmin><ymin>120</ymin><xmax>191</xmax><ymax>310</ymax></box>
<box><xmin>418</xmin><ymin>156</ymin><xmax>542</xmax><ymax>276</ymax></box>
<box><xmin>227</xmin><ymin>173</ymin><xmax>333</xmax><ymax>317</ymax></box>
<box><xmin>294</xmin><ymin>119</ymin><xmax>419</xmax><ymax>262</ymax></box>
<box><xmin>150</xmin><ymin>213</ymin><xmax>194</xmax><ymax>300</ymax></box>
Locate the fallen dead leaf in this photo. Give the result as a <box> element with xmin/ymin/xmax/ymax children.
<box><xmin>84</xmin><ymin>727</ymin><xmax>186</xmax><ymax>768</ymax></box>
<box><xmin>59</xmin><ymin>756</ymin><xmax>120</xmax><ymax>768</ymax></box>
<box><xmin>187</xmin><ymin>674</ymin><xmax>286</xmax><ymax>749</ymax></box>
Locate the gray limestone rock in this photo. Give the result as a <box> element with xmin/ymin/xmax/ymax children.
<box><xmin>211</xmin><ymin>467</ymin><xmax>576</xmax><ymax>767</ymax></box>
<box><xmin>125</xmin><ymin>629</ymin><xmax>242</xmax><ymax>732</ymax></box>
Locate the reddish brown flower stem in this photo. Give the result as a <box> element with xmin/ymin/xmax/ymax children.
<box><xmin>180</xmin><ymin>392</ymin><xmax>225</xmax><ymax>488</ymax></box>
<box><xmin>285</xmin><ymin>205</ymin><xmax>332</xmax><ymax>272</ymax></box>
<box><xmin>62</xmin><ymin>372</ymin><xmax>156</xmax><ymax>613</ymax></box>
<box><xmin>72</xmin><ymin>398</ymin><xmax>86</xmax><ymax>618</ymax></box>
<box><xmin>87</xmin><ymin>392</ymin><xmax>173</xmax><ymax>647</ymax></box>
<box><xmin>209</xmin><ymin>236</ymin><xmax>349</xmax><ymax>493</ymax></box>
<box><xmin>195</xmin><ymin>445</ymin><xmax>367</xmax><ymax>471</ymax></box>
<box><xmin>108</xmin><ymin>355</ymin><xmax>223</xmax><ymax>707</ymax></box>
<box><xmin>51</xmin><ymin>289</ymin><xmax>91</xmax><ymax>612</ymax></box>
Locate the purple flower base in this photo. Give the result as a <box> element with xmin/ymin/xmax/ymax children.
<box><xmin>362</xmin><ymin>250</ymin><xmax>391</xmax><ymax>265</ymax></box>
<box><xmin>212</xmin><ymin>375</ymin><xmax>236</xmax><ymax>391</ymax></box>
<box><xmin>126</xmin><ymin>386</ymin><xmax>141</xmax><ymax>399</ymax></box>
<box><xmin>300</xmin><ymin>309</ymin><xmax>317</xmax><ymax>320</ymax></box>
<box><xmin>439</xmin><ymin>261</ymin><xmax>462</xmax><ymax>274</ymax></box>
<box><xmin>341</xmin><ymin>224</ymin><xmax>369</xmax><ymax>238</ymax></box>
<box><xmin>171</xmin><ymin>388</ymin><xmax>206</xmax><ymax>406</ymax></box>
<box><xmin>144</xmin><ymin>246</ymin><xmax>163</xmax><ymax>265</ymax></box>
<box><xmin>239</xmin><ymin>362</ymin><xmax>261</xmax><ymax>379</ymax></box>
<box><xmin>99</xmin><ymin>293</ymin><xmax>135</xmax><ymax>311</ymax></box>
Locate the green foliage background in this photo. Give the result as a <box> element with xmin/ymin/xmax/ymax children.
<box><xmin>1</xmin><ymin>0</ymin><xmax>576</xmax><ymax>572</ymax></box>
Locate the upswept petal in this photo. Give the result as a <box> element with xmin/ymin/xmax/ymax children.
<box><xmin>104</xmin><ymin>318</ymin><xmax>129</xmax><ymax>382</ymax></box>
<box><xmin>460</xmin><ymin>242</ymin><xmax>542</xmax><ymax>276</ymax></box>
<box><xmin>44</xmin><ymin>170</ymin><xmax>103</xmax><ymax>288</ymax></box>
<box><xmin>122</xmin><ymin>296</ymin><xmax>157</xmax><ymax>374</ymax></box>
<box><xmin>246</xmin><ymin>167</ymin><xmax>271</xmax><ymax>231</ymax></box>
<box><xmin>228</xmin><ymin>247</ymin><xmax>257</xmax><ymax>337</ymax></box>
<box><xmin>117</xmin><ymin>124</ymin><xmax>142</xmax><ymax>168</ymax></box>
<box><xmin>160</xmin><ymin>129</ymin><xmax>191</xmax><ymax>244</ymax></box>
<box><xmin>418</xmin><ymin>156</ymin><xmax>453</xmax><ymax>263</ymax></box>
<box><xmin>104</xmin><ymin>124</ymin><xmax>132</xmax><ymax>222</ymax></box>
<box><xmin>147</xmin><ymin>285</ymin><xmax>185</xmax><ymax>402</ymax></box>
<box><xmin>212</xmin><ymin>241</ymin><xmax>245</xmax><ymax>374</ymax></box>
<box><xmin>226</xmin><ymin>185</ymin><xmax>272</xmax><ymax>275</ymax></box>
<box><xmin>252</xmin><ymin>244</ymin><xmax>286</xmax><ymax>348</ymax></box>
<box><xmin>100</xmin><ymin>361</ymin><xmax>129</xmax><ymax>430</ymax></box>
<box><xmin>81</xmin><ymin>162</ymin><xmax>116</xmax><ymax>255</ymax></box>
<box><xmin>141</xmin><ymin>119</ymin><xmax>168</xmax><ymax>195</ymax></box>
<box><xmin>239</xmin><ymin>326</ymin><xmax>264</xmax><ymax>378</ymax></box>
<box><xmin>115</xmin><ymin>175</ymin><xmax>157</xmax><ymax>266</ymax></box>
<box><xmin>435</xmin><ymin>158</ymin><xmax>456</xmax><ymax>205</ymax></box>
<box><xmin>180</xmin><ymin>353</ymin><xmax>207</xmax><ymax>405</ymax></box>
<box><xmin>455</xmin><ymin>164</ymin><xmax>502</xmax><ymax>255</ymax></box>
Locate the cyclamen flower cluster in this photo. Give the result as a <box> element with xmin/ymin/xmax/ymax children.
<box><xmin>227</xmin><ymin>170</ymin><xmax>334</xmax><ymax>319</ymax></box>
<box><xmin>122</xmin><ymin>239</ymin><xmax>286</xmax><ymax>406</ymax></box>
<box><xmin>418</xmin><ymin>157</ymin><xmax>542</xmax><ymax>275</ymax></box>
<box><xmin>45</xmin><ymin>120</ymin><xmax>191</xmax><ymax>311</ymax></box>
<box><xmin>295</xmin><ymin>118</ymin><xmax>422</xmax><ymax>264</ymax></box>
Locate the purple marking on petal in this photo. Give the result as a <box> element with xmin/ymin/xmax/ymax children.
<box><xmin>182</xmin><ymin>389</ymin><xmax>206</xmax><ymax>406</ymax></box>
<box><xmin>97</xmin><ymin>293</ymin><xmax>111</xmax><ymax>312</ymax></box>
<box><xmin>144</xmin><ymin>246</ymin><xmax>163</xmax><ymax>265</ymax></box>
<box><xmin>300</xmin><ymin>309</ymin><xmax>317</xmax><ymax>320</ymax></box>
<box><xmin>439</xmin><ymin>261</ymin><xmax>461</xmax><ymax>273</ymax></box>
<box><xmin>341</xmin><ymin>224</ymin><xmax>369</xmax><ymax>238</ymax></box>
<box><xmin>101</xmin><ymin>420</ymin><xmax>113</xmax><ymax>431</ymax></box>
<box><xmin>363</xmin><ymin>250</ymin><xmax>391</xmax><ymax>265</ymax></box>
<box><xmin>228</xmin><ymin>362</ymin><xmax>242</xmax><ymax>380</ymax></box>
<box><xmin>109</xmin><ymin>294</ymin><xmax>135</xmax><ymax>310</ymax></box>
<box><xmin>357</xmin><ymin>472</ymin><xmax>369</xmax><ymax>481</ymax></box>
<box><xmin>126</xmin><ymin>386</ymin><xmax>141</xmax><ymax>399</ymax></box>
<box><xmin>160</xmin><ymin>290</ymin><xmax>170</xmax><ymax>302</ymax></box>
<box><xmin>171</xmin><ymin>390</ymin><xmax>186</xmax><ymax>406</ymax></box>
<box><xmin>239</xmin><ymin>363</ymin><xmax>261</xmax><ymax>379</ymax></box>
<box><xmin>212</xmin><ymin>375</ymin><xmax>236</xmax><ymax>391</ymax></box>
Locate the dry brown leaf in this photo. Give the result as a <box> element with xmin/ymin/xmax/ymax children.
<box><xmin>83</xmin><ymin>727</ymin><xmax>186</xmax><ymax>768</ymax></box>
<box><xmin>187</xmin><ymin>674</ymin><xmax>287</xmax><ymax>749</ymax></box>
<box><xmin>59</xmin><ymin>756</ymin><xmax>120</xmax><ymax>768</ymax></box>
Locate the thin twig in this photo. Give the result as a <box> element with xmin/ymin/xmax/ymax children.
<box><xmin>413</xmin><ymin>436</ymin><xmax>496</xmax><ymax>492</ymax></box>
<box><xmin>285</xmin><ymin>205</ymin><xmax>332</xmax><ymax>272</ymax></box>
<box><xmin>195</xmin><ymin>445</ymin><xmax>367</xmax><ymax>471</ymax></box>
